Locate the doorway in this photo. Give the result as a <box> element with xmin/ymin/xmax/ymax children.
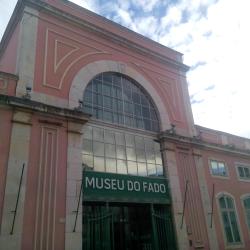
<box><xmin>82</xmin><ymin>203</ymin><xmax>176</xmax><ymax>250</ymax></box>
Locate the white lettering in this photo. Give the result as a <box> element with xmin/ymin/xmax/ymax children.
<box><xmin>111</xmin><ymin>179</ymin><xmax>117</xmax><ymax>190</ymax></box>
<box><xmin>134</xmin><ymin>181</ymin><xmax>140</xmax><ymax>191</ymax></box>
<box><xmin>117</xmin><ymin>180</ymin><xmax>125</xmax><ymax>190</ymax></box>
<box><xmin>143</xmin><ymin>181</ymin><xmax>147</xmax><ymax>192</ymax></box>
<box><xmin>85</xmin><ymin>177</ymin><xmax>95</xmax><ymax>188</ymax></box>
<box><xmin>104</xmin><ymin>178</ymin><xmax>111</xmax><ymax>189</ymax></box>
<box><xmin>159</xmin><ymin>184</ymin><xmax>166</xmax><ymax>193</ymax></box>
<box><xmin>127</xmin><ymin>180</ymin><xmax>133</xmax><ymax>191</ymax></box>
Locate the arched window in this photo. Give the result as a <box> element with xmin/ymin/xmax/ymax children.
<box><xmin>82</xmin><ymin>72</ymin><xmax>163</xmax><ymax>176</ymax></box>
<box><xmin>218</xmin><ymin>195</ymin><xmax>241</xmax><ymax>245</ymax></box>
<box><xmin>243</xmin><ymin>196</ymin><xmax>250</xmax><ymax>231</ymax></box>
<box><xmin>83</xmin><ymin>72</ymin><xmax>159</xmax><ymax>132</ymax></box>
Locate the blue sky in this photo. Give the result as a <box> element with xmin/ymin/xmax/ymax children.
<box><xmin>1</xmin><ymin>0</ymin><xmax>250</xmax><ymax>138</ymax></box>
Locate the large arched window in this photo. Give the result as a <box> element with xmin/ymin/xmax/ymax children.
<box><xmin>218</xmin><ymin>195</ymin><xmax>241</xmax><ymax>245</ymax></box>
<box><xmin>82</xmin><ymin>72</ymin><xmax>163</xmax><ymax>177</ymax></box>
<box><xmin>82</xmin><ymin>72</ymin><xmax>160</xmax><ymax>132</ymax></box>
<box><xmin>243</xmin><ymin>196</ymin><xmax>250</xmax><ymax>231</ymax></box>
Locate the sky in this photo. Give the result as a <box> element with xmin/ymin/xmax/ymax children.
<box><xmin>1</xmin><ymin>0</ymin><xmax>250</xmax><ymax>138</ymax></box>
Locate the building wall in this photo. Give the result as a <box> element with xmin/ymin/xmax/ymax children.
<box><xmin>0</xmin><ymin>1</ymin><xmax>250</xmax><ymax>250</ymax></box>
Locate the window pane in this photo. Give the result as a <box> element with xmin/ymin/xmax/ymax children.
<box><xmin>244</xmin><ymin>198</ymin><xmax>250</xmax><ymax>208</ymax></box>
<box><xmin>116</xmin><ymin>145</ymin><xmax>126</xmax><ymax>159</ymax></box>
<box><xmin>147</xmin><ymin>164</ymin><xmax>157</xmax><ymax>176</ymax></box>
<box><xmin>93</xmin><ymin>142</ymin><xmax>104</xmax><ymax>156</ymax></box>
<box><xmin>126</xmin><ymin>147</ymin><xmax>136</xmax><ymax>161</ymax></box>
<box><xmin>138</xmin><ymin>163</ymin><xmax>147</xmax><ymax>176</ymax></box>
<box><xmin>222</xmin><ymin>212</ymin><xmax>234</xmax><ymax>243</ymax></box>
<box><xmin>94</xmin><ymin>156</ymin><xmax>105</xmax><ymax>172</ymax></box>
<box><xmin>115</xmin><ymin>132</ymin><xmax>125</xmax><ymax>145</ymax></box>
<box><xmin>156</xmin><ymin>165</ymin><xmax>163</xmax><ymax>176</ymax></box>
<box><xmin>245</xmin><ymin>210</ymin><xmax>250</xmax><ymax>229</ymax></box>
<box><xmin>83</xmin><ymin>126</ymin><xmax>92</xmax><ymax>139</ymax></box>
<box><xmin>93</xmin><ymin>127</ymin><xmax>104</xmax><ymax>141</ymax></box>
<box><xmin>105</xmin><ymin>144</ymin><xmax>116</xmax><ymax>158</ymax></box>
<box><xmin>106</xmin><ymin>158</ymin><xmax>116</xmax><ymax>173</ymax></box>
<box><xmin>230</xmin><ymin>211</ymin><xmax>241</xmax><ymax>242</ymax></box>
<box><xmin>117</xmin><ymin>159</ymin><xmax>127</xmax><ymax>174</ymax></box>
<box><xmin>245</xmin><ymin>167</ymin><xmax>250</xmax><ymax>178</ymax></box>
<box><xmin>82</xmin><ymin>154</ymin><xmax>93</xmax><ymax>168</ymax></box>
<box><xmin>226</xmin><ymin>197</ymin><xmax>234</xmax><ymax>209</ymax></box>
<box><xmin>219</xmin><ymin>197</ymin><xmax>226</xmax><ymax>209</ymax></box>
<box><xmin>135</xmin><ymin>136</ymin><xmax>144</xmax><ymax>148</ymax></box>
<box><xmin>104</xmin><ymin>130</ymin><xmax>115</xmax><ymax>144</ymax></box>
<box><xmin>125</xmin><ymin>134</ymin><xmax>135</xmax><ymax>147</ymax></box>
<box><xmin>238</xmin><ymin>167</ymin><xmax>244</xmax><ymax>177</ymax></box>
<box><xmin>82</xmin><ymin>139</ymin><xmax>93</xmax><ymax>155</ymax></box>
<box><xmin>136</xmin><ymin>148</ymin><xmax>146</xmax><ymax>162</ymax></box>
<box><xmin>127</xmin><ymin>161</ymin><xmax>137</xmax><ymax>175</ymax></box>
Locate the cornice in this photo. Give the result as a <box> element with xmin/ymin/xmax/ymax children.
<box><xmin>0</xmin><ymin>94</ymin><xmax>91</xmax><ymax>124</ymax></box>
<box><xmin>0</xmin><ymin>71</ymin><xmax>19</xmax><ymax>80</ymax></box>
<box><xmin>159</xmin><ymin>131</ymin><xmax>250</xmax><ymax>158</ymax></box>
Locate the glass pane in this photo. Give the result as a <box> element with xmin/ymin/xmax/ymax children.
<box><xmin>229</xmin><ymin>211</ymin><xmax>241</xmax><ymax>242</ymax></box>
<box><xmin>116</xmin><ymin>145</ymin><xmax>126</xmax><ymax>159</ymax></box>
<box><xmin>244</xmin><ymin>198</ymin><xmax>250</xmax><ymax>208</ymax></box>
<box><xmin>82</xmin><ymin>154</ymin><xmax>93</xmax><ymax>168</ymax></box>
<box><xmin>218</xmin><ymin>162</ymin><xmax>226</xmax><ymax>176</ymax></box>
<box><xmin>93</xmin><ymin>127</ymin><xmax>104</xmax><ymax>141</ymax></box>
<box><xmin>135</xmin><ymin>136</ymin><xmax>144</xmax><ymax>148</ymax></box>
<box><xmin>105</xmin><ymin>158</ymin><xmax>116</xmax><ymax>173</ymax></box>
<box><xmin>226</xmin><ymin>197</ymin><xmax>234</xmax><ymax>209</ymax></box>
<box><xmin>147</xmin><ymin>164</ymin><xmax>157</xmax><ymax>176</ymax></box>
<box><xmin>93</xmin><ymin>141</ymin><xmax>104</xmax><ymax>156</ymax></box>
<box><xmin>84</xmin><ymin>90</ymin><xmax>92</xmax><ymax>103</ymax></box>
<box><xmin>211</xmin><ymin>161</ymin><xmax>218</xmax><ymax>175</ymax></box>
<box><xmin>138</xmin><ymin>163</ymin><xmax>147</xmax><ymax>176</ymax></box>
<box><xmin>117</xmin><ymin>159</ymin><xmax>127</xmax><ymax>174</ymax></box>
<box><xmin>126</xmin><ymin>147</ymin><xmax>136</xmax><ymax>161</ymax></box>
<box><xmin>245</xmin><ymin>167</ymin><xmax>250</xmax><ymax>178</ymax></box>
<box><xmin>222</xmin><ymin>212</ymin><xmax>234</xmax><ymax>243</ymax></box>
<box><xmin>127</xmin><ymin>161</ymin><xmax>137</xmax><ymax>175</ymax></box>
<box><xmin>219</xmin><ymin>197</ymin><xmax>226</xmax><ymax>209</ymax></box>
<box><xmin>246</xmin><ymin>210</ymin><xmax>250</xmax><ymax>229</ymax></box>
<box><xmin>94</xmin><ymin>156</ymin><xmax>105</xmax><ymax>172</ymax></box>
<box><xmin>155</xmin><ymin>152</ymin><xmax>163</xmax><ymax>165</ymax></box>
<box><xmin>104</xmin><ymin>130</ymin><xmax>115</xmax><ymax>144</ymax></box>
<box><xmin>115</xmin><ymin>132</ymin><xmax>125</xmax><ymax>145</ymax></box>
<box><xmin>125</xmin><ymin>134</ymin><xmax>135</xmax><ymax>147</ymax></box>
<box><xmin>103</xmin><ymin>96</ymin><xmax>112</xmax><ymax>109</ymax></box>
<box><xmin>105</xmin><ymin>144</ymin><xmax>116</xmax><ymax>158</ymax></box>
<box><xmin>136</xmin><ymin>148</ymin><xmax>146</xmax><ymax>162</ymax></box>
<box><xmin>156</xmin><ymin>165</ymin><xmax>163</xmax><ymax>176</ymax></box>
<box><xmin>146</xmin><ymin>149</ymin><xmax>155</xmax><ymax>164</ymax></box>
<box><xmin>103</xmin><ymin>110</ymin><xmax>113</xmax><ymax>122</ymax></box>
<box><xmin>238</xmin><ymin>167</ymin><xmax>244</xmax><ymax>177</ymax></box>
<box><xmin>142</xmin><ymin>106</ymin><xmax>150</xmax><ymax>118</ymax></box>
<box><xmin>103</xmin><ymin>83</ymin><xmax>112</xmax><ymax>96</ymax></box>
<box><xmin>82</xmin><ymin>139</ymin><xmax>93</xmax><ymax>155</ymax></box>
<box><xmin>93</xmin><ymin>79</ymin><xmax>102</xmax><ymax>93</ymax></box>
<box><xmin>103</xmin><ymin>73</ymin><xmax>112</xmax><ymax>83</ymax></box>
<box><xmin>83</xmin><ymin>125</ymin><xmax>92</xmax><ymax>139</ymax></box>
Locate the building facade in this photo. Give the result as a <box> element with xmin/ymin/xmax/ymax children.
<box><xmin>0</xmin><ymin>0</ymin><xmax>250</xmax><ymax>249</ymax></box>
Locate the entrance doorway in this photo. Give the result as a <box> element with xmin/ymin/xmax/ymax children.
<box><xmin>82</xmin><ymin>203</ymin><xmax>176</xmax><ymax>250</ymax></box>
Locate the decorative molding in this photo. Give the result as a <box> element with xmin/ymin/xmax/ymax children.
<box><xmin>34</xmin><ymin>126</ymin><xmax>59</xmax><ymax>250</ymax></box>
<box><xmin>42</xmin><ymin>29</ymin><xmax>110</xmax><ymax>90</ymax></box>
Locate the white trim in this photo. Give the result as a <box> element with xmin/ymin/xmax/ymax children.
<box><xmin>240</xmin><ymin>194</ymin><xmax>250</xmax><ymax>236</ymax></box>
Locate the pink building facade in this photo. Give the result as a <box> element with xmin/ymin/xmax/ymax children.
<box><xmin>0</xmin><ymin>0</ymin><xmax>250</xmax><ymax>249</ymax></box>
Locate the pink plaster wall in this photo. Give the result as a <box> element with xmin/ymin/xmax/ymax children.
<box><xmin>33</xmin><ymin>11</ymin><xmax>191</xmax><ymax>130</ymax></box>
<box><xmin>202</xmin><ymin>150</ymin><xmax>250</xmax><ymax>249</ymax></box>
<box><xmin>0</xmin><ymin>22</ymin><xmax>20</xmax><ymax>74</ymax></box>
<box><xmin>22</xmin><ymin>116</ymin><xmax>67</xmax><ymax>250</ymax></box>
<box><xmin>0</xmin><ymin>109</ymin><xmax>12</xmax><ymax>227</ymax></box>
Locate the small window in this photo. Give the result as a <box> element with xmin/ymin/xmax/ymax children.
<box><xmin>243</xmin><ymin>197</ymin><xmax>250</xmax><ymax>232</ymax></box>
<box><xmin>237</xmin><ymin>165</ymin><xmax>250</xmax><ymax>180</ymax></box>
<box><xmin>218</xmin><ymin>195</ymin><xmax>242</xmax><ymax>245</ymax></box>
<box><xmin>210</xmin><ymin>160</ymin><xmax>228</xmax><ymax>177</ymax></box>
